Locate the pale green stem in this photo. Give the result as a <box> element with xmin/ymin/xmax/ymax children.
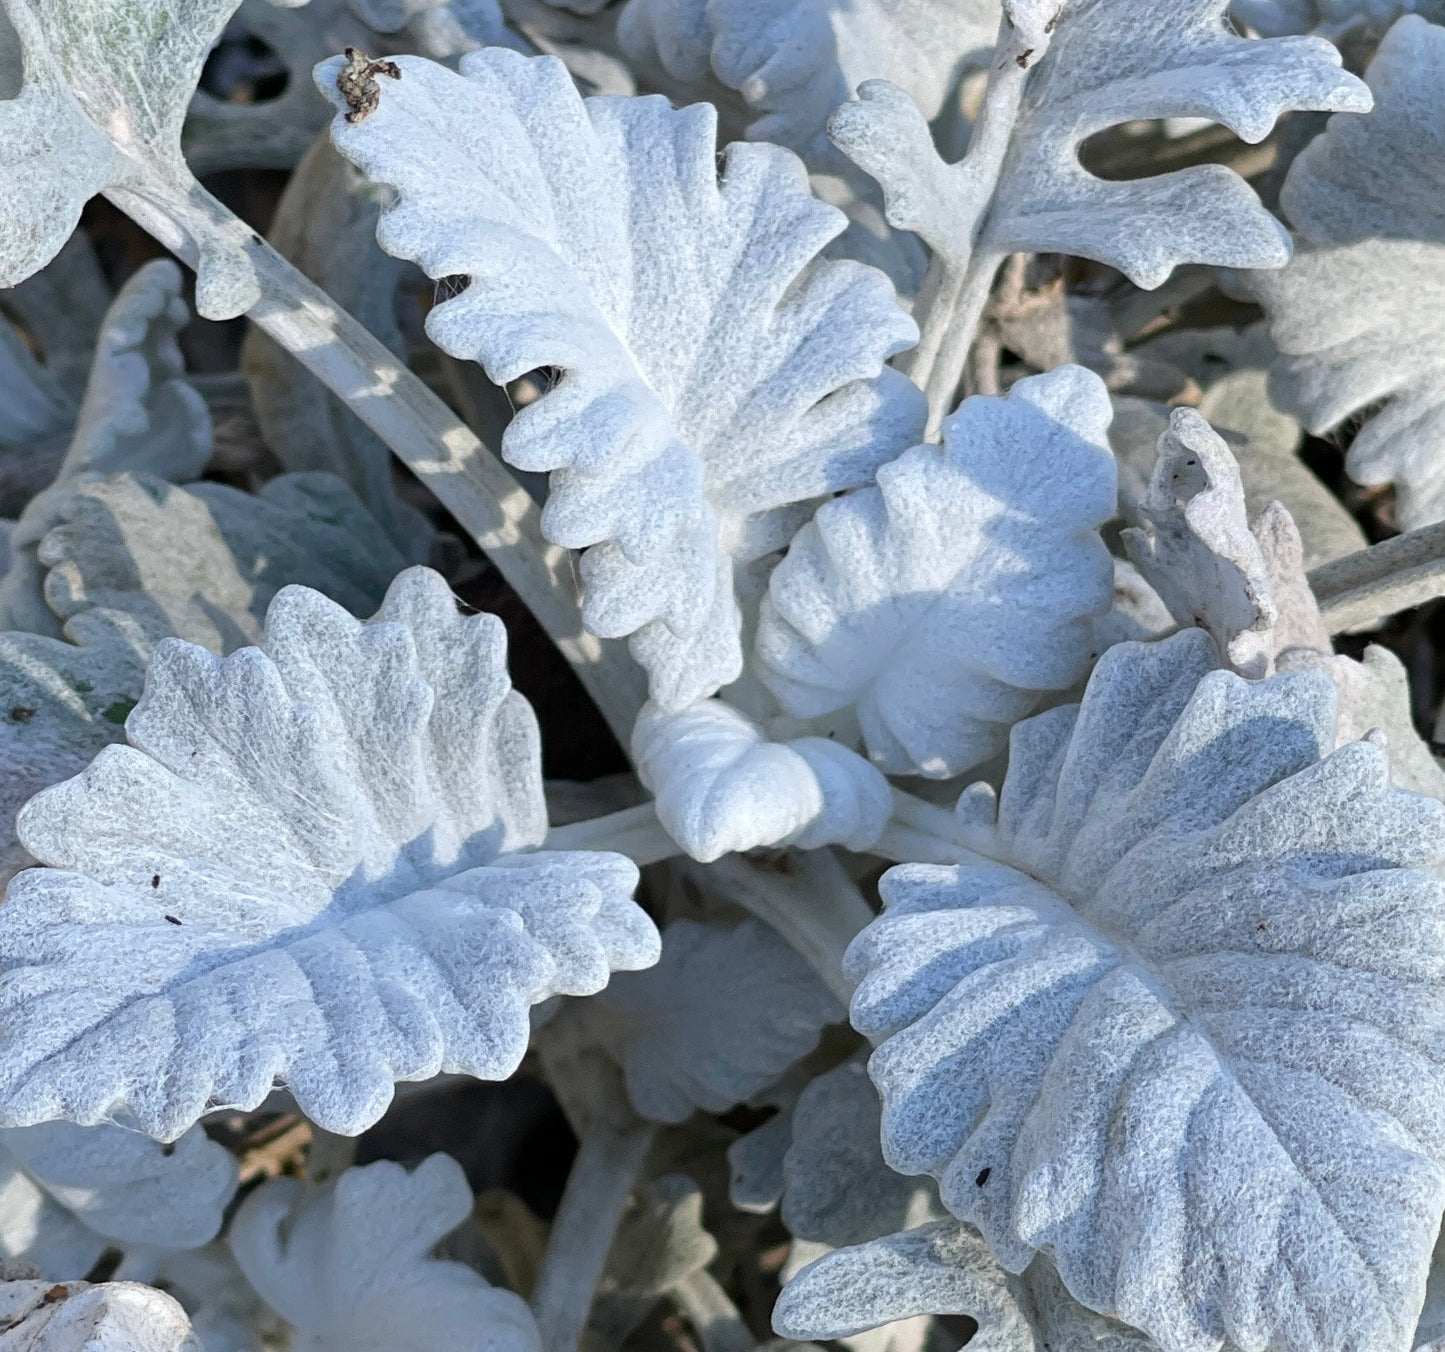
<box><xmin>1309</xmin><ymin>518</ymin><xmax>1445</xmax><ymax>633</ymax></box>
<box><xmin>670</xmin><ymin>1270</ymin><xmax>755</xmax><ymax>1352</ymax></box>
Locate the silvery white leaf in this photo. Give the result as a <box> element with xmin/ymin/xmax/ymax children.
<box><xmin>1121</xmin><ymin>408</ymin><xmax>1277</xmax><ymax>677</ymax></box>
<box><xmin>728</xmin><ymin>1111</ymin><xmax>794</xmax><ymax>1214</ymax></box>
<box><xmin>0</xmin><ymin>1279</ymin><xmax>201</xmax><ymax>1351</ymax></box>
<box><xmin>37</xmin><ymin>472</ymin><xmax>409</xmax><ymax>653</ymax></box>
<box><xmin>604</xmin><ymin>1175</ymin><xmax>718</xmax><ymax>1299</ymax></box>
<box><xmin>1246</xmin><ymin>16</ymin><xmax>1445</xmax><ymax>529</ymax></box>
<box><xmin>229</xmin><ymin>1155</ymin><xmax>539</xmax><ymax>1352</ymax></box>
<box><xmin>560</xmin><ymin>918</ymin><xmax>842</xmax><ymax>1123</ymax></box>
<box><xmin>0</xmin><ymin>1122</ymin><xmax>236</xmax><ymax>1282</ymax></box>
<box><xmin>0</xmin><ymin>613</ymin><xmax>152</xmax><ymax>886</ymax></box>
<box><xmin>845</xmin><ymin>627</ymin><xmax>1445</xmax><ymax>1352</ymax></box>
<box><xmin>239</xmin><ymin>137</ymin><xmax>431</xmax><ymax>561</ymax></box>
<box><xmin>0</xmin><ymin>470</ymin><xmax>405</xmax><ymax>887</ymax></box>
<box><xmin>320</xmin><ymin>47</ymin><xmax>924</xmax><ymax>711</ymax></box>
<box><xmin>830</xmin><ymin>1</ymin><xmax>1370</xmax><ymax>290</ymax></box>
<box><xmin>0</xmin><ymin>0</ymin><xmax>261</xmax><ymax>319</ymax></box>
<box><xmin>773</xmin><ymin>1221</ymin><xmax>1035</xmax><ymax>1352</ymax></box>
<box><xmin>1089</xmin><ymin>559</ymin><xmax>1173</xmax><ymax>654</ymax></box>
<box><xmin>781</xmin><ymin>1057</ymin><xmax>944</xmax><ymax>1251</ymax></box>
<box><xmin>0</xmin><ymin>259</ymin><xmax>211</xmax><ymax>640</ymax></box>
<box><xmin>617</xmin><ymin>0</ymin><xmax>998</xmax><ymax>166</ymax></box>
<box><xmin>756</xmin><ymin>366</ymin><xmax>1116</xmax><ymax>780</ymax></box>
<box><xmin>0</xmin><ymin>567</ymin><xmax>658</xmax><ymax>1139</ymax></box>
<box><xmin>152</xmin><ymin>1244</ymin><xmax>278</xmax><ymax>1352</ymax></box>
<box><xmin>633</xmin><ymin>698</ymin><xmax>891</xmax><ymax>860</ymax></box>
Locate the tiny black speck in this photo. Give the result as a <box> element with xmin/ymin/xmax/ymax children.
<box><xmin>250</xmin><ymin>232</ymin><xmax>264</xmax><ymax>247</ymax></box>
<box><xmin>151</xmin><ymin>874</ymin><xmax>160</xmax><ymax>888</ymax></box>
<box><xmin>9</xmin><ymin>705</ymin><xmax>35</xmax><ymax>722</ymax></box>
<box><xmin>165</xmin><ymin>915</ymin><xmax>182</xmax><ymax>926</ymax></box>
<box><xmin>975</xmin><ymin>1167</ymin><xmax>991</xmax><ymax>1187</ymax></box>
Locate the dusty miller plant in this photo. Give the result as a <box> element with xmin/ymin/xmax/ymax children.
<box><xmin>2</xmin><ymin>1</ymin><xmax>1445</xmax><ymax>1350</ymax></box>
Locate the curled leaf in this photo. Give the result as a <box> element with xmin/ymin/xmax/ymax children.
<box><xmin>634</xmin><ymin>699</ymin><xmax>891</xmax><ymax>860</ymax></box>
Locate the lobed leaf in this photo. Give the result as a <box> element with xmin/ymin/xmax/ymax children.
<box><xmin>320</xmin><ymin>46</ymin><xmax>924</xmax><ymax>711</ymax></box>
<box><xmin>831</xmin><ymin>0</ymin><xmax>1371</xmax><ymax>290</ymax></box>
<box><xmin>846</xmin><ymin>628</ymin><xmax>1445</xmax><ymax>1352</ymax></box>
<box><xmin>229</xmin><ymin>1154</ymin><xmax>539</xmax><ymax>1352</ymax></box>
<box><xmin>1245</xmin><ymin>16</ymin><xmax>1445</xmax><ymax>529</ymax></box>
<box><xmin>0</xmin><ymin>567</ymin><xmax>657</xmax><ymax>1139</ymax></box>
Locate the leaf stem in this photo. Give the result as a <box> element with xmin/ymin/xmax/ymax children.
<box><xmin>531</xmin><ymin>1112</ymin><xmax>657</xmax><ymax>1352</ymax></box>
<box><xmin>103</xmin><ymin>176</ymin><xmax>647</xmax><ymax>746</ymax></box>
<box><xmin>902</xmin><ymin>15</ymin><xmax>1038</xmax><ymax>435</ymax></box>
<box><xmin>544</xmin><ymin>803</ymin><xmax>681</xmax><ymax>865</ymax></box>
<box><xmin>670</xmin><ymin>1270</ymin><xmax>755</xmax><ymax>1352</ymax></box>
<box><xmin>1309</xmin><ymin>519</ymin><xmax>1445</xmax><ymax>633</ymax></box>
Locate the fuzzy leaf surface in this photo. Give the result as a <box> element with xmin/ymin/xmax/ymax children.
<box><xmin>846</xmin><ymin>628</ymin><xmax>1445</xmax><ymax>1352</ymax></box>
<box><xmin>831</xmin><ymin>0</ymin><xmax>1370</xmax><ymax>289</ymax></box>
<box><xmin>756</xmin><ymin>366</ymin><xmax>1115</xmax><ymax>779</ymax></box>
<box><xmin>1247</xmin><ymin>16</ymin><xmax>1445</xmax><ymax>528</ymax></box>
<box><xmin>229</xmin><ymin>1155</ymin><xmax>539</xmax><ymax>1352</ymax></box>
<box><xmin>0</xmin><ymin>1122</ymin><xmax>236</xmax><ymax>1282</ymax></box>
<box><xmin>0</xmin><ymin>568</ymin><xmax>657</xmax><ymax>1139</ymax></box>
<box><xmin>321</xmin><ymin>47</ymin><xmax>923</xmax><ymax>710</ymax></box>
<box><xmin>0</xmin><ymin>0</ymin><xmax>259</xmax><ymax>317</ymax></box>
<box><xmin>568</xmin><ymin>918</ymin><xmax>843</xmax><ymax>1123</ymax></box>
<box><xmin>0</xmin><ymin>1279</ymin><xmax>201</xmax><ymax>1351</ymax></box>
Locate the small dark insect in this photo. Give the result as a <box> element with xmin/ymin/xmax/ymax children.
<box><xmin>337</xmin><ymin>46</ymin><xmax>401</xmax><ymax>124</ymax></box>
<box><xmin>250</xmin><ymin>232</ymin><xmax>264</xmax><ymax>247</ymax></box>
<box><xmin>165</xmin><ymin>915</ymin><xmax>182</xmax><ymax>926</ymax></box>
<box><xmin>41</xmin><ymin>1285</ymin><xmax>68</xmax><ymax>1305</ymax></box>
<box><xmin>151</xmin><ymin>874</ymin><xmax>160</xmax><ymax>888</ymax></box>
<box><xmin>1016</xmin><ymin>48</ymin><xmax>1035</xmax><ymax>68</ymax></box>
<box><xmin>975</xmin><ymin>1167</ymin><xmax>991</xmax><ymax>1187</ymax></box>
<box><xmin>1044</xmin><ymin>13</ymin><xmax>1057</xmax><ymax>31</ymax></box>
<box><xmin>8</xmin><ymin>705</ymin><xmax>35</xmax><ymax>722</ymax></box>
<box><xmin>161</xmin><ymin>1142</ymin><xmax>176</xmax><ymax>1157</ymax></box>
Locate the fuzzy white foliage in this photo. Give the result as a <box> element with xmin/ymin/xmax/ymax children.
<box><xmin>1121</xmin><ymin>407</ymin><xmax>1278</xmax><ymax>678</ymax></box>
<box><xmin>845</xmin><ymin>628</ymin><xmax>1445</xmax><ymax>1352</ymax></box>
<box><xmin>830</xmin><ymin>0</ymin><xmax>1371</xmax><ymax>289</ymax></box>
<box><xmin>1247</xmin><ymin>16</ymin><xmax>1445</xmax><ymax>529</ymax></box>
<box><xmin>0</xmin><ymin>1278</ymin><xmax>200</xmax><ymax>1352</ymax></box>
<box><xmin>229</xmin><ymin>1155</ymin><xmax>538</xmax><ymax>1352</ymax></box>
<box><xmin>0</xmin><ymin>259</ymin><xmax>212</xmax><ymax>640</ymax></box>
<box><xmin>0</xmin><ymin>0</ymin><xmax>261</xmax><ymax>318</ymax></box>
<box><xmin>564</xmin><ymin>918</ymin><xmax>842</xmax><ymax>1122</ymax></box>
<box><xmin>0</xmin><ymin>567</ymin><xmax>657</xmax><ymax>1139</ymax></box>
<box><xmin>774</xmin><ymin>1221</ymin><xmax>1034</xmax><ymax>1350</ymax></box>
<box><xmin>0</xmin><ymin>1122</ymin><xmax>236</xmax><ymax>1283</ymax></box>
<box><xmin>1231</xmin><ymin>0</ymin><xmax>1445</xmax><ymax>35</ymax></box>
<box><xmin>633</xmin><ymin>699</ymin><xmax>891</xmax><ymax>860</ymax></box>
<box><xmin>319</xmin><ymin>46</ymin><xmax>924</xmax><ymax>711</ymax></box>
<box><xmin>617</xmin><ymin>0</ymin><xmax>998</xmax><ymax>162</ymax></box>
<box><xmin>757</xmin><ymin>366</ymin><xmax>1116</xmax><ymax>779</ymax></box>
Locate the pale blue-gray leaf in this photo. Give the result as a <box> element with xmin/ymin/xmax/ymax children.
<box><xmin>846</xmin><ymin>627</ymin><xmax>1445</xmax><ymax>1352</ymax></box>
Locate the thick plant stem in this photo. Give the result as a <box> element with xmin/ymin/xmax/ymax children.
<box><xmin>671</xmin><ymin>1270</ymin><xmax>755</xmax><ymax>1352</ymax></box>
<box><xmin>531</xmin><ymin>1112</ymin><xmax>656</xmax><ymax>1352</ymax></box>
<box><xmin>105</xmin><ymin>177</ymin><xmax>647</xmax><ymax>746</ymax></box>
<box><xmin>1309</xmin><ymin>519</ymin><xmax>1445</xmax><ymax>633</ymax></box>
